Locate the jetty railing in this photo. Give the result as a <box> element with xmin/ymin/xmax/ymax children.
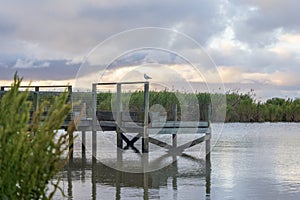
<box><xmin>0</xmin><ymin>85</ymin><xmax>72</xmax><ymax>129</ymax></box>
<box><xmin>76</xmin><ymin>81</ymin><xmax>211</xmax><ymax>163</ymax></box>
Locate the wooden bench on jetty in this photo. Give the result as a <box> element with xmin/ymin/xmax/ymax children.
<box><xmin>96</xmin><ymin>110</ymin><xmax>211</xmax><ymax>154</ymax></box>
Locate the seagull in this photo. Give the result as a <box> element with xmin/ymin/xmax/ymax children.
<box><xmin>144</xmin><ymin>74</ymin><xmax>152</xmax><ymax>81</ymax></box>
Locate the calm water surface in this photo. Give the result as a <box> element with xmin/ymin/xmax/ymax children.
<box><xmin>54</xmin><ymin>123</ymin><xmax>300</xmax><ymax>200</ymax></box>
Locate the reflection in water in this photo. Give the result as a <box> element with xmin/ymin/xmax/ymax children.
<box><xmin>62</xmin><ymin>155</ymin><xmax>211</xmax><ymax>200</ymax></box>
<box><xmin>56</xmin><ymin>123</ymin><xmax>300</xmax><ymax>199</ymax></box>
<box><xmin>211</xmin><ymin>123</ymin><xmax>300</xmax><ymax>200</ymax></box>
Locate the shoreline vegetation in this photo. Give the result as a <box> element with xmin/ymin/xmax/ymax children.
<box><xmin>95</xmin><ymin>90</ymin><xmax>300</xmax><ymax>123</ymax></box>
<box><xmin>1</xmin><ymin>85</ymin><xmax>300</xmax><ymax>123</ymax></box>
<box><xmin>0</xmin><ymin>74</ymin><xmax>72</xmax><ymax>199</ymax></box>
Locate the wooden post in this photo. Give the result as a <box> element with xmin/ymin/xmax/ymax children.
<box><xmin>142</xmin><ymin>152</ymin><xmax>149</xmax><ymax>200</ymax></box>
<box><xmin>67</xmin><ymin>161</ymin><xmax>73</xmax><ymax>199</ymax></box>
<box><xmin>68</xmin><ymin>124</ymin><xmax>74</xmax><ymax>160</ymax></box>
<box><xmin>205</xmin><ymin>138</ymin><xmax>211</xmax><ymax>163</ymax></box>
<box><xmin>172</xmin><ymin>104</ymin><xmax>177</xmax><ymax>161</ymax></box>
<box><xmin>33</xmin><ymin>86</ymin><xmax>39</xmax><ymax>112</ymax></box>
<box><xmin>143</xmin><ymin>171</ymin><xmax>149</xmax><ymax>200</ymax></box>
<box><xmin>82</xmin><ymin>131</ymin><xmax>86</xmax><ymax>158</ymax></box>
<box><xmin>67</xmin><ymin>85</ymin><xmax>74</xmax><ymax>160</ymax></box>
<box><xmin>205</xmin><ymin>103</ymin><xmax>211</xmax><ymax>162</ymax></box>
<box><xmin>172</xmin><ymin>161</ymin><xmax>178</xmax><ymax>191</ymax></box>
<box><xmin>205</xmin><ymin>103</ymin><xmax>211</xmax><ymax>197</ymax></box>
<box><xmin>67</xmin><ymin>86</ymin><xmax>72</xmax><ymax>101</ymax></box>
<box><xmin>142</xmin><ymin>82</ymin><xmax>149</xmax><ymax>153</ymax></box>
<box><xmin>92</xmin><ymin>83</ymin><xmax>97</xmax><ymax>158</ymax></box>
<box><xmin>116</xmin><ymin>83</ymin><xmax>123</xmax><ymax>149</ymax></box>
<box><xmin>116</xmin><ymin>170</ymin><xmax>121</xmax><ymax>200</ymax></box>
<box><xmin>82</xmin><ymin>102</ymin><xmax>87</xmax><ymax>158</ymax></box>
<box><xmin>92</xmin><ymin>158</ymin><xmax>97</xmax><ymax>200</ymax></box>
<box><xmin>67</xmin><ymin>86</ymin><xmax>72</xmax><ymax>127</ymax></box>
<box><xmin>81</xmin><ymin>155</ymin><xmax>87</xmax><ymax>182</ymax></box>
<box><xmin>116</xmin><ymin>83</ymin><xmax>123</xmax><ymax>168</ymax></box>
<box><xmin>207</xmin><ymin>103</ymin><xmax>211</xmax><ymax>127</ymax></box>
<box><xmin>142</xmin><ymin>83</ymin><xmax>149</xmax><ymax>188</ymax></box>
<box><xmin>0</xmin><ymin>87</ymin><xmax>4</xmax><ymax>98</ymax></box>
<box><xmin>205</xmin><ymin>156</ymin><xmax>211</xmax><ymax>197</ymax></box>
<box><xmin>172</xmin><ymin>104</ymin><xmax>177</xmax><ymax>147</ymax></box>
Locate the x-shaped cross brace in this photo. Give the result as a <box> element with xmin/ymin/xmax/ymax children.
<box><xmin>120</xmin><ymin>132</ymin><xmax>142</xmax><ymax>153</ymax></box>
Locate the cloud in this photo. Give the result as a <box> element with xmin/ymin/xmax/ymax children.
<box><xmin>1</xmin><ymin>0</ymin><xmax>300</xmax><ymax>99</ymax></box>
<box><xmin>207</xmin><ymin>29</ymin><xmax>300</xmax><ymax>81</ymax></box>
<box><xmin>229</xmin><ymin>0</ymin><xmax>300</xmax><ymax>47</ymax></box>
<box><xmin>0</xmin><ymin>0</ymin><xmax>225</xmax><ymax>55</ymax></box>
<box><xmin>218</xmin><ymin>66</ymin><xmax>300</xmax><ymax>86</ymax></box>
<box><xmin>12</xmin><ymin>59</ymin><xmax>50</xmax><ymax>69</ymax></box>
<box><xmin>0</xmin><ymin>60</ymin><xmax>79</xmax><ymax>81</ymax></box>
<box><xmin>0</xmin><ymin>0</ymin><xmax>226</xmax><ymax>81</ymax></box>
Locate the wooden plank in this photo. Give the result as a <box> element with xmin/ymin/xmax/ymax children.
<box><xmin>96</xmin><ymin>110</ymin><xmax>210</xmax><ymax>135</ymax></box>
<box><xmin>120</xmin><ymin>126</ymin><xmax>143</xmax><ymax>133</ymax></box>
<box><xmin>150</xmin><ymin>121</ymin><xmax>209</xmax><ymax>128</ymax></box>
<box><xmin>97</xmin><ymin>111</ymin><xmax>209</xmax><ymax>125</ymax></box>
<box><xmin>122</xmin><ymin>121</ymin><xmax>208</xmax><ymax>128</ymax></box>
<box><xmin>122</xmin><ymin>122</ymin><xmax>144</xmax><ymax>127</ymax></box>
<box><xmin>119</xmin><ymin>125</ymin><xmax>209</xmax><ymax>135</ymax></box>
<box><xmin>148</xmin><ymin>127</ymin><xmax>209</xmax><ymax>135</ymax></box>
<box><xmin>97</xmin><ymin>111</ymin><xmax>143</xmax><ymax>122</ymax></box>
<box><xmin>97</xmin><ymin>111</ymin><xmax>115</xmax><ymax>121</ymax></box>
<box><xmin>99</xmin><ymin>121</ymin><xmax>117</xmax><ymax>127</ymax></box>
<box><xmin>95</xmin><ymin>81</ymin><xmax>148</xmax><ymax>86</ymax></box>
<box><xmin>97</xmin><ymin>122</ymin><xmax>210</xmax><ymax>134</ymax></box>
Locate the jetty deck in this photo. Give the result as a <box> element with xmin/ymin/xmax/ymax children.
<box><xmin>76</xmin><ymin>81</ymin><xmax>211</xmax><ymax>163</ymax></box>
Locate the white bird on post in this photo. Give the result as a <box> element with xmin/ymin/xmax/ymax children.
<box><xmin>144</xmin><ymin>74</ymin><xmax>152</xmax><ymax>81</ymax></box>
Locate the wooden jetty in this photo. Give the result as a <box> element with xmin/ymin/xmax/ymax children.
<box><xmin>77</xmin><ymin>81</ymin><xmax>212</xmax><ymax>164</ymax></box>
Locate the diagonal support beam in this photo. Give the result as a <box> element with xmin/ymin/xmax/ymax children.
<box><xmin>149</xmin><ymin>137</ymin><xmax>173</xmax><ymax>150</ymax></box>
<box><xmin>174</xmin><ymin>135</ymin><xmax>207</xmax><ymax>151</ymax></box>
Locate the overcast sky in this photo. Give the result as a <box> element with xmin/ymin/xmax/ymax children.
<box><xmin>0</xmin><ymin>0</ymin><xmax>300</xmax><ymax>100</ymax></box>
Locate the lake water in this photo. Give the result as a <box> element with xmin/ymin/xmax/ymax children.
<box><xmin>53</xmin><ymin>123</ymin><xmax>300</xmax><ymax>200</ymax></box>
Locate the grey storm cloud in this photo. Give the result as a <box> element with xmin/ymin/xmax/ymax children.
<box><xmin>0</xmin><ymin>0</ymin><xmax>226</xmax><ymax>55</ymax></box>
<box><xmin>76</xmin><ymin>0</ymin><xmax>225</xmax><ymax>44</ymax></box>
<box><xmin>229</xmin><ymin>0</ymin><xmax>300</xmax><ymax>47</ymax></box>
<box><xmin>0</xmin><ymin>0</ymin><xmax>226</xmax><ymax>81</ymax></box>
<box><xmin>0</xmin><ymin>60</ymin><xmax>79</xmax><ymax>81</ymax></box>
<box><xmin>0</xmin><ymin>17</ymin><xmax>14</xmax><ymax>36</ymax></box>
<box><xmin>209</xmin><ymin>47</ymin><xmax>300</xmax><ymax>74</ymax></box>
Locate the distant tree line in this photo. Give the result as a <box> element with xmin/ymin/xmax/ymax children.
<box><xmin>96</xmin><ymin>89</ymin><xmax>300</xmax><ymax>122</ymax></box>
<box><xmin>4</xmin><ymin>88</ymin><xmax>298</xmax><ymax>123</ymax></box>
<box><xmin>225</xmin><ymin>90</ymin><xmax>300</xmax><ymax>122</ymax></box>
